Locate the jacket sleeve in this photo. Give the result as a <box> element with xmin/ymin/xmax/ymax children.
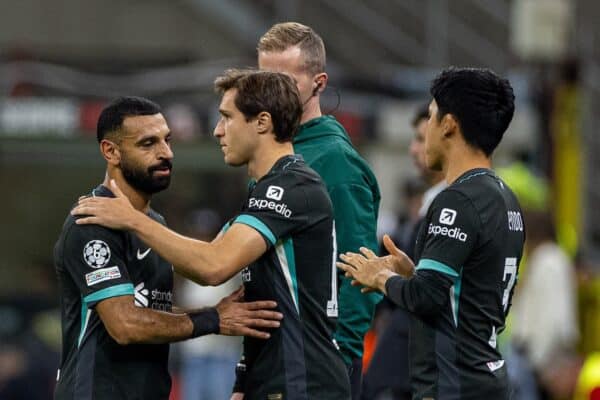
<box><xmin>329</xmin><ymin>183</ymin><xmax>383</xmax><ymax>364</ymax></box>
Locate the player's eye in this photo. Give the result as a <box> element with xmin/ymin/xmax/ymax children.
<box><xmin>140</xmin><ymin>139</ymin><xmax>155</xmax><ymax>147</ymax></box>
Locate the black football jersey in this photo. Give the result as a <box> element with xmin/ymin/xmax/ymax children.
<box><xmin>386</xmin><ymin>169</ymin><xmax>525</xmax><ymax>400</ymax></box>
<box><xmin>54</xmin><ymin>185</ymin><xmax>174</xmax><ymax>400</ymax></box>
<box><xmin>228</xmin><ymin>155</ymin><xmax>350</xmax><ymax>400</ymax></box>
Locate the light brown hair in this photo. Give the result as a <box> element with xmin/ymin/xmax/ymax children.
<box><xmin>258</xmin><ymin>22</ymin><xmax>326</xmax><ymax>75</ymax></box>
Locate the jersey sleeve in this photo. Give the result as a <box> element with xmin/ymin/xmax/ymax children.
<box><xmin>62</xmin><ymin>222</ymin><xmax>134</xmax><ymax>307</ymax></box>
<box><xmin>417</xmin><ymin>189</ymin><xmax>480</xmax><ymax>276</ymax></box>
<box><xmin>233</xmin><ymin>175</ymin><xmax>309</xmax><ymax>248</ymax></box>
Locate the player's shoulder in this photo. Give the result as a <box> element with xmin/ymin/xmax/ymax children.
<box><xmin>249</xmin><ymin>155</ymin><xmax>331</xmax><ymax>212</ymax></box>
<box><xmin>433</xmin><ymin>169</ymin><xmax>522</xmax><ymax>230</ymax></box>
<box><xmin>60</xmin><ymin>215</ymin><xmax>125</xmax><ymax>249</ymax></box>
<box><xmin>430</xmin><ymin>185</ymin><xmax>473</xmax><ymax>211</ymax></box>
<box><xmin>258</xmin><ymin>155</ymin><xmax>322</xmax><ymax>190</ymax></box>
<box><xmin>147</xmin><ymin>209</ymin><xmax>167</xmax><ymax>226</ymax></box>
<box><xmin>59</xmin><ymin>186</ymin><xmax>126</xmax><ymax>246</ymax></box>
<box><xmin>427</xmin><ymin>172</ymin><xmax>493</xmax><ymax>226</ymax></box>
<box><xmin>446</xmin><ymin>169</ymin><xmax>512</xmax><ymax>206</ymax></box>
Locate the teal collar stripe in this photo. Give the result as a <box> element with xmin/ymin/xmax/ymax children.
<box><xmin>234</xmin><ymin>215</ymin><xmax>276</xmax><ymax>245</ymax></box>
<box><xmin>416</xmin><ymin>259</ymin><xmax>459</xmax><ymax>278</ymax></box>
<box><xmin>78</xmin><ymin>283</ymin><xmax>134</xmax><ymax>347</ymax></box>
<box><xmin>276</xmin><ymin>238</ymin><xmax>300</xmax><ymax>314</ymax></box>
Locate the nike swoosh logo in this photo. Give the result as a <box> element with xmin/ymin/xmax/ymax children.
<box><xmin>136</xmin><ymin>248</ymin><xmax>151</xmax><ymax>260</ymax></box>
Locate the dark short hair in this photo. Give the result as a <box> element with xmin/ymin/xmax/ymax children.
<box><xmin>430</xmin><ymin>67</ymin><xmax>515</xmax><ymax>156</ymax></box>
<box><xmin>412</xmin><ymin>104</ymin><xmax>430</xmax><ymax>127</ymax></box>
<box><xmin>214</xmin><ymin>69</ymin><xmax>302</xmax><ymax>143</ymax></box>
<box><xmin>97</xmin><ymin>96</ymin><xmax>162</xmax><ymax>142</ymax></box>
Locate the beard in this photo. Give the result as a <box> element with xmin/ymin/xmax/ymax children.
<box><xmin>120</xmin><ymin>156</ymin><xmax>172</xmax><ymax>195</ymax></box>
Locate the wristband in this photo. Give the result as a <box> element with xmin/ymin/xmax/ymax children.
<box><xmin>188</xmin><ymin>308</ymin><xmax>220</xmax><ymax>338</ymax></box>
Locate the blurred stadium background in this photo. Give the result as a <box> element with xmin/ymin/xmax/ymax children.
<box><xmin>2</xmin><ymin>0</ymin><xmax>600</xmax><ymax>399</ymax></box>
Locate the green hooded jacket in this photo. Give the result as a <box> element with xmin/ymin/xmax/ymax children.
<box><xmin>293</xmin><ymin>115</ymin><xmax>382</xmax><ymax>365</ymax></box>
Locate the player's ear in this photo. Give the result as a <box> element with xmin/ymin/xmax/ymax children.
<box><xmin>441</xmin><ymin>114</ymin><xmax>459</xmax><ymax>139</ymax></box>
<box><xmin>100</xmin><ymin>139</ymin><xmax>121</xmax><ymax>165</ymax></box>
<box><xmin>255</xmin><ymin>111</ymin><xmax>273</xmax><ymax>135</ymax></box>
<box><xmin>313</xmin><ymin>72</ymin><xmax>328</xmax><ymax>93</ymax></box>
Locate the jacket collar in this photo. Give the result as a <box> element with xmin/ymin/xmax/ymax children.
<box><xmin>294</xmin><ymin>115</ymin><xmax>352</xmax><ymax>146</ymax></box>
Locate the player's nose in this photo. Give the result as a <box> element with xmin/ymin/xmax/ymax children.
<box><xmin>213</xmin><ymin>118</ymin><xmax>224</xmax><ymax>138</ymax></box>
<box><xmin>158</xmin><ymin>140</ymin><xmax>173</xmax><ymax>160</ymax></box>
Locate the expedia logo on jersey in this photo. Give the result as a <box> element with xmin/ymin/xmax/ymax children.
<box><xmin>427</xmin><ymin>223</ymin><xmax>468</xmax><ymax>242</ymax></box>
<box><xmin>249</xmin><ymin>197</ymin><xmax>292</xmax><ymax>218</ymax></box>
<box><xmin>266</xmin><ymin>185</ymin><xmax>284</xmax><ymax>201</ymax></box>
<box><xmin>134</xmin><ymin>282</ymin><xmax>172</xmax><ymax>311</ymax></box>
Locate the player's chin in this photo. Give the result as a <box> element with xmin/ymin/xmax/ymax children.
<box><xmin>224</xmin><ymin>154</ymin><xmax>245</xmax><ymax>167</ymax></box>
<box><xmin>147</xmin><ymin>177</ymin><xmax>171</xmax><ymax>193</ymax></box>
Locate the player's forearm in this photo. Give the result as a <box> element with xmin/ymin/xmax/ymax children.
<box><xmin>113</xmin><ymin>306</ymin><xmax>220</xmax><ymax>345</ymax></box>
<box><xmin>384</xmin><ymin>270</ymin><xmax>451</xmax><ymax>316</ymax></box>
<box><xmin>128</xmin><ymin>212</ymin><xmax>227</xmax><ymax>285</ymax></box>
<box><xmin>113</xmin><ymin>308</ymin><xmax>195</xmax><ymax>345</ymax></box>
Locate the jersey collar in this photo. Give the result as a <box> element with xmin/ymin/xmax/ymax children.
<box><xmin>454</xmin><ymin>168</ymin><xmax>496</xmax><ymax>185</ymax></box>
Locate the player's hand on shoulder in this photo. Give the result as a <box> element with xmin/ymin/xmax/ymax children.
<box><xmin>230</xmin><ymin>393</ymin><xmax>244</xmax><ymax>400</ymax></box>
<box><xmin>72</xmin><ymin>180</ymin><xmax>139</xmax><ymax>230</ymax></box>
<box><xmin>216</xmin><ymin>286</ymin><xmax>283</xmax><ymax>339</ymax></box>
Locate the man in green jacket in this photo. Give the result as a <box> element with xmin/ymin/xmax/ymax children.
<box><xmin>258</xmin><ymin>22</ymin><xmax>382</xmax><ymax>398</ymax></box>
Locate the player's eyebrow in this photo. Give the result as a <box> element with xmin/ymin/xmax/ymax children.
<box><xmin>219</xmin><ymin>108</ymin><xmax>231</xmax><ymax>117</ymax></box>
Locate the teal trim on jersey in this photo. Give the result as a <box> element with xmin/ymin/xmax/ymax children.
<box><xmin>83</xmin><ymin>283</ymin><xmax>134</xmax><ymax>304</ymax></box>
<box><xmin>220</xmin><ymin>221</ymin><xmax>232</xmax><ymax>234</ymax></box>
<box><xmin>450</xmin><ymin>270</ymin><xmax>463</xmax><ymax>327</ymax></box>
<box><xmin>458</xmin><ymin>171</ymin><xmax>489</xmax><ymax>184</ymax></box>
<box><xmin>275</xmin><ymin>239</ymin><xmax>300</xmax><ymax>314</ymax></box>
<box><xmin>283</xmin><ymin>238</ymin><xmax>299</xmax><ymax>313</ymax></box>
<box><xmin>78</xmin><ymin>304</ymin><xmax>91</xmax><ymax>348</ymax></box>
<box><xmin>234</xmin><ymin>214</ymin><xmax>276</xmax><ymax>245</ymax></box>
<box><xmin>416</xmin><ymin>259</ymin><xmax>460</xmax><ymax>278</ymax></box>
<box><xmin>78</xmin><ymin>283</ymin><xmax>134</xmax><ymax>347</ymax></box>
<box><xmin>417</xmin><ymin>260</ymin><xmax>463</xmax><ymax>326</ymax></box>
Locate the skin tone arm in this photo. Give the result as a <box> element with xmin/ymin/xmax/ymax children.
<box><xmin>96</xmin><ymin>286</ymin><xmax>282</xmax><ymax>345</ymax></box>
<box><xmin>72</xmin><ymin>180</ymin><xmax>266</xmax><ymax>286</ymax></box>
<box><xmin>336</xmin><ymin>234</ymin><xmax>416</xmax><ymax>294</ymax></box>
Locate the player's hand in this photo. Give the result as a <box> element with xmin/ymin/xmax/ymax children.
<box><xmin>216</xmin><ymin>286</ymin><xmax>283</xmax><ymax>339</ymax></box>
<box><xmin>337</xmin><ymin>246</ymin><xmax>397</xmax><ymax>294</ymax></box>
<box><xmin>345</xmin><ymin>247</ymin><xmax>386</xmax><ymax>294</ymax></box>
<box><xmin>382</xmin><ymin>234</ymin><xmax>415</xmax><ymax>278</ymax></box>
<box><xmin>230</xmin><ymin>393</ymin><xmax>244</xmax><ymax>400</ymax></box>
<box><xmin>71</xmin><ymin>179</ymin><xmax>139</xmax><ymax>230</ymax></box>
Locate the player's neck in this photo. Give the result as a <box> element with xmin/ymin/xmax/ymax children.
<box><xmin>426</xmin><ymin>171</ymin><xmax>446</xmax><ymax>187</ymax></box>
<box><xmin>102</xmin><ymin>173</ymin><xmax>150</xmax><ymax>212</ymax></box>
<box><xmin>300</xmin><ymin>99</ymin><xmax>322</xmax><ymax>124</ymax></box>
<box><xmin>247</xmin><ymin>142</ymin><xmax>294</xmax><ymax>181</ymax></box>
<box><xmin>444</xmin><ymin>147</ymin><xmax>491</xmax><ymax>185</ymax></box>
